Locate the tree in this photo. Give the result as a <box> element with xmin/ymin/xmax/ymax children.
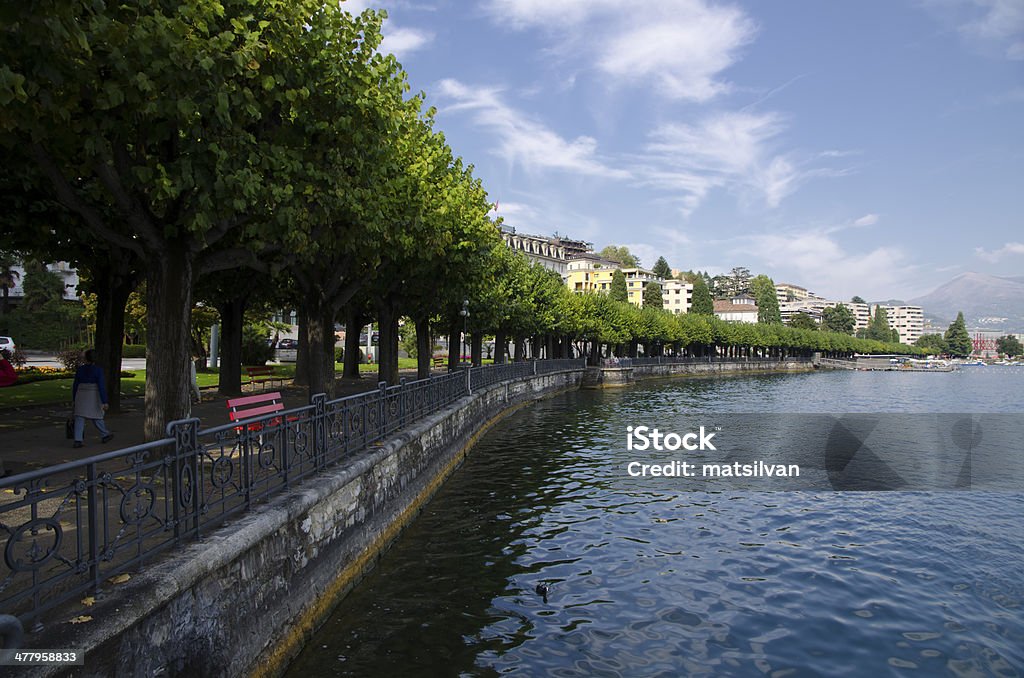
<box><xmin>729</xmin><ymin>266</ymin><xmax>752</xmax><ymax>296</ymax></box>
<box><xmin>996</xmin><ymin>334</ymin><xmax>1023</xmax><ymax>357</ymax></box>
<box><xmin>789</xmin><ymin>312</ymin><xmax>818</xmax><ymax>331</ymax></box>
<box><xmin>866</xmin><ymin>306</ymin><xmax>894</xmax><ymax>342</ymax></box>
<box><xmin>599</xmin><ymin>245</ymin><xmax>639</xmax><ymax>268</ymax></box>
<box><xmin>944</xmin><ymin>312</ymin><xmax>973</xmax><ymax>357</ymax></box>
<box><xmin>609</xmin><ymin>269</ymin><xmax>628</xmax><ymax>303</ymax></box>
<box><xmin>690</xmin><ymin>275</ymin><xmax>714</xmax><ymax>315</ymax></box>
<box><xmin>651</xmin><ymin>256</ymin><xmax>672</xmax><ymax>280</ymax></box>
<box><xmin>821</xmin><ymin>303</ymin><xmax>855</xmax><ymax>335</ymax></box>
<box><xmin>851</xmin><ymin>296</ymin><xmax>866</xmax><ymax>304</ymax></box>
<box><xmin>643</xmin><ymin>282</ymin><xmax>663</xmax><ymax>309</ymax></box>
<box><xmin>751</xmin><ymin>274</ymin><xmax>781</xmax><ymax>324</ymax></box>
<box><xmin>915</xmin><ymin>333</ymin><xmax>949</xmax><ymax>354</ymax></box>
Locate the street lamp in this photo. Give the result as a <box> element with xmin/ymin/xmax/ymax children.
<box><xmin>460</xmin><ymin>299</ymin><xmax>470</xmax><ymax>365</ymax></box>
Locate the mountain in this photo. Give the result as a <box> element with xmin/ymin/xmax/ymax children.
<box><xmin>910</xmin><ymin>273</ymin><xmax>1024</xmax><ymax>333</ymax></box>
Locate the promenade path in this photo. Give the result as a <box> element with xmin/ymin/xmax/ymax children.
<box><xmin>0</xmin><ymin>371</ymin><xmax>422</xmax><ymax>478</ymax></box>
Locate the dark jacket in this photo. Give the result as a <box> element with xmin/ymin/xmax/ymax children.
<box><xmin>73</xmin><ymin>363</ymin><xmax>108</xmax><ymax>404</ymax></box>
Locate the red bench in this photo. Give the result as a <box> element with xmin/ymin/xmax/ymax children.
<box><xmin>245</xmin><ymin>365</ymin><xmax>283</xmax><ymax>392</ymax></box>
<box><xmin>227</xmin><ymin>391</ymin><xmax>285</xmax><ymax>432</ymax></box>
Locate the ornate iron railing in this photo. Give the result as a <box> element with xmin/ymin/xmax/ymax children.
<box><xmin>0</xmin><ymin>359</ymin><xmax>585</xmax><ymax>629</ymax></box>
<box><xmin>600</xmin><ymin>356</ymin><xmax>812</xmax><ymax>367</ymax></box>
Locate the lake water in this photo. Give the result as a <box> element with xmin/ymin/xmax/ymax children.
<box><xmin>286</xmin><ymin>368</ymin><xmax>1024</xmax><ymax>676</ymax></box>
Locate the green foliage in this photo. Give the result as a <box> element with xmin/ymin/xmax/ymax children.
<box><xmin>643</xmin><ymin>282</ymin><xmax>663</xmax><ymax>309</ymax></box>
<box><xmin>821</xmin><ymin>303</ymin><xmax>855</xmax><ymax>334</ymax></box>
<box><xmin>944</xmin><ymin>312</ymin><xmax>973</xmax><ymax>357</ymax></box>
<box><xmin>851</xmin><ymin>296</ymin><xmax>866</xmax><ymax>304</ymax></box>
<box><xmin>866</xmin><ymin>306</ymin><xmax>894</xmax><ymax>342</ymax></box>
<box><xmin>241</xmin><ymin>324</ymin><xmax>274</xmax><ymax>366</ymax></box>
<box><xmin>996</xmin><ymin>334</ymin><xmax>1023</xmax><ymax>357</ymax></box>
<box><xmin>651</xmin><ymin>256</ymin><xmax>672</xmax><ymax>279</ymax></box>
<box><xmin>789</xmin><ymin>312</ymin><xmax>818</xmax><ymax>331</ymax></box>
<box><xmin>399</xmin><ymin>322</ymin><xmax>418</xmax><ymax>358</ymax></box>
<box><xmin>690</xmin><ymin>275</ymin><xmax>714</xmax><ymax>315</ymax></box>
<box><xmin>609</xmin><ymin>269</ymin><xmax>629</xmax><ymax>303</ymax></box>
<box><xmin>121</xmin><ymin>344</ymin><xmax>147</xmax><ymax>358</ymax></box>
<box><xmin>1</xmin><ymin>301</ymin><xmax>85</xmax><ymax>349</ymax></box>
<box><xmin>751</xmin><ymin>274</ymin><xmax>781</xmax><ymax>324</ymax></box>
<box><xmin>599</xmin><ymin>245</ymin><xmax>639</xmax><ymax>268</ymax></box>
<box><xmin>915</xmin><ymin>333</ymin><xmax>948</xmax><ymax>354</ymax></box>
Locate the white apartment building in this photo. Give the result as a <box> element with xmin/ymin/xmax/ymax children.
<box><xmin>662</xmin><ymin>279</ymin><xmax>693</xmax><ymax>315</ymax></box>
<box><xmin>873</xmin><ymin>305</ymin><xmax>923</xmax><ymax>345</ymax></box>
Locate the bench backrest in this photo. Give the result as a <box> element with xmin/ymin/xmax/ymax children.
<box><xmin>245</xmin><ymin>366</ymin><xmax>275</xmax><ymax>377</ymax></box>
<box><xmin>227</xmin><ymin>391</ymin><xmax>285</xmax><ymax>422</ymax></box>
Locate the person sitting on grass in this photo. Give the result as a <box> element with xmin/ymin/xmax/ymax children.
<box><xmin>71</xmin><ymin>349</ymin><xmax>113</xmax><ymax>448</ymax></box>
<box><xmin>0</xmin><ymin>349</ymin><xmax>16</xmax><ymax>388</ymax></box>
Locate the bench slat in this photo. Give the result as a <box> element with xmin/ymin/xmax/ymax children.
<box><xmin>229</xmin><ymin>403</ymin><xmax>284</xmax><ymax>422</ymax></box>
<box><xmin>227</xmin><ymin>392</ymin><xmax>283</xmax><ymax>408</ymax></box>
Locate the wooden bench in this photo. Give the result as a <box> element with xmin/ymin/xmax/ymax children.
<box><xmin>432</xmin><ymin>357</ymin><xmax>446</xmax><ymax>369</ymax></box>
<box><xmin>245</xmin><ymin>365</ymin><xmax>282</xmax><ymax>392</ymax></box>
<box><xmin>226</xmin><ymin>391</ymin><xmax>285</xmax><ymax>432</ymax></box>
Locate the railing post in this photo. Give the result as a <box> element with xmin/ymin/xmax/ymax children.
<box><xmin>466</xmin><ymin>366</ymin><xmax>472</xmax><ymax>395</ymax></box>
<box><xmin>87</xmin><ymin>461</ymin><xmax>101</xmax><ymax>596</ymax></box>
<box><xmin>311</xmin><ymin>393</ymin><xmax>327</xmax><ymax>468</ymax></box>
<box><xmin>168</xmin><ymin>418</ymin><xmax>201</xmax><ymax>537</ymax></box>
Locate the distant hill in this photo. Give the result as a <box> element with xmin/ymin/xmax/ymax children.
<box><xmin>910</xmin><ymin>273</ymin><xmax>1024</xmax><ymax>333</ymax></box>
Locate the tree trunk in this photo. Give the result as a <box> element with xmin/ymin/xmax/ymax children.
<box><xmin>92</xmin><ymin>264</ymin><xmax>137</xmax><ymax>415</ymax></box>
<box><xmin>471</xmin><ymin>333</ymin><xmax>483</xmax><ymax>366</ymax></box>
<box><xmin>144</xmin><ymin>246</ymin><xmax>194</xmax><ymax>441</ymax></box>
<box><xmin>343</xmin><ymin>308</ymin><xmax>364</xmax><ymax>379</ymax></box>
<box><xmin>305</xmin><ymin>302</ymin><xmax>336</xmax><ymax>398</ymax></box>
<box><xmin>416</xmin><ymin>317</ymin><xmax>431</xmax><ymax>379</ymax></box>
<box><xmin>294</xmin><ymin>308</ymin><xmax>310</xmax><ymax>386</ymax></box>
<box><xmin>376</xmin><ymin>303</ymin><xmax>400</xmax><ymax>385</ymax></box>
<box><xmin>493</xmin><ymin>330</ymin><xmax>506</xmax><ymax>364</ymax></box>
<box><xmin>514</xmin><ymin>337</ymin><xmax>525</xmax><ymax>362</ymax></box>
<box><xmin>217</xmin><ymin>295</ymin><xmax>246</xmax><ymax>396</ymax></box>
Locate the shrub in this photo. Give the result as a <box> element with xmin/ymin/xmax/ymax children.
<box><xmin>335</xmin><ymin>346</ymin><xmax>344</xmax><ymax>363</ymax></box>
<box><xmin>56</xmin><ymin>348</ymin><xmax>84</xmax><ymax>371</ymax></box>
<box><xmin>121</xmin><ymin>344</ymin><xmax>147</xmax><ymax>358</ymax></box>
<box><xmin>241</xmin><ymin>324</ymin><xmax>274</xmax><ymax>366</ymax></box>
<box><xmin>4</xmin><ymin>347</ymin><xmax>28</xmax><ymax>368</ymax></box>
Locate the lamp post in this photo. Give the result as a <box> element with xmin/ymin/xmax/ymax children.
<box><xmin>460</xmin><ymin>299</ymin><xmax>469</xmax><ymax>366</ymax></box>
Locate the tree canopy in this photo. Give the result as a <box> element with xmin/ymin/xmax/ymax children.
<box><xmin>944</xmin><ymin>312</ymin><xmax>973</xmax><ymax>357</ymax></box>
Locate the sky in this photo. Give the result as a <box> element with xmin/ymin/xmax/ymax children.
<box><xmin>345</xmin><ymin>0</ymin><xmax>1022</xmax><ymax>302</ymax></box>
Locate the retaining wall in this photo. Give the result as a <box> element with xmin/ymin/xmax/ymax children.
<box><xmin>30</xmin><ymin>370</ymin><xmax>583</xmax><ymax>678</ymax></box>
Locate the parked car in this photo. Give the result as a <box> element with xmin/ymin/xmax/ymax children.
<box><xmin>0</xmin><ymin>336</ymin><xmax>14</xmax><ymax>354</ymax></box>
<box><xmin>276</xmin><ymin>338</ymin><xmax>299</xmax><ymax>350</ymax></box>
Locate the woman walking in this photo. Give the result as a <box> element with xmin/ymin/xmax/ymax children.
<box><xmin>72</xmin><ymin>349</ymin><xmax>113</xmax><ymax>448</ymax></box>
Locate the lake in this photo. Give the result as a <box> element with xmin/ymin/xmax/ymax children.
<box><xmin>286</xmin><ymin>368</ymin><xmax>1024</xmax><ymax>676</ymax></box>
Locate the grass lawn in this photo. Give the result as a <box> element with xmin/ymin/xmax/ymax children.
<box><xmin>0</xmin><ymin>358</ymin><xmax>462</xmax><ymax>409</ymax></box>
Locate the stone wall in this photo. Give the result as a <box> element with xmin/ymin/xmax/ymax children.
<box><xmin>585</xmin><ymin>359</ymin><xmax>813</xmax><ymax>388</ymax></box>
<box><xmin>28</xmin><ymin>370</ymin><xmax>583</xmax><ymax>678</ymax></box>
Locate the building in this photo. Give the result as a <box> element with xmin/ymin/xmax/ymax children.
<box><xmin>501</xmin><ymin>226</ymin><xmax>593</xmax><ymax>276</ymax></box>
<box><xmin>5</xmin><ymin>261</ymin><xmax>81</xmax><ymax>303</ymax></box>
<box><xmin>662</xmin><ymin>279</ymin><xmax>693</xmax><ymax>315</ymax></box>
<box><xmin>565</xmin><ymin>256</ymin><xmax>662</xmax><ymax>308</ymax></box>
<box><xmin>848</xmin><ymin>302</ymin><xmax>871</xmax><ymax>332</ymax></box>
<box><xmin>970</xmin><ymin>330</ymin><xmax>1024</xmax><ymax>358</ymax></box>
<box><xmin>872</xmin><ymin>305</ymin><xmax>923</xmax><ymax>345</ymax></box>
<box><xmin>714</xmin><ymin>294</ymin><xmax>758</xmax><ymax>323</ymax></box>
<box><xmin>775</xmin><ymin>282</ymin><xmax>810</xmax><ymax>302</ymax></box>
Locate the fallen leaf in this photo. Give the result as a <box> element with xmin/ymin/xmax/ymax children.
<box><xmin>69</xmin><ymin>615</ymin><xmax>93</xmax><ymax>624</ymax></box>
<box><xmin>108</xmin><ymin>574</ymin><xmax>131</xmax><ymax>585</ymax></box>
<box><xmin>81</xmin><ymin>596</ymin><xmax>95</xmax><ymax>607</ymax></box>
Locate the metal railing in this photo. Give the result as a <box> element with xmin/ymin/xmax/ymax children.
<box><xmin>0</xmin><ymin>359</ymin><xmax>585</xmax><ymax>629</ymax></box>
<box><xmin>600</xmin><ymin>355</ymin><xmax>812</xmax><ymax>367</ymax></box>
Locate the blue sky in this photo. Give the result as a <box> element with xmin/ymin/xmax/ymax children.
<box><xmin>347</xmin><ymin>0</ymin><xmax>1022</xmax><ymax>301</ymax></box>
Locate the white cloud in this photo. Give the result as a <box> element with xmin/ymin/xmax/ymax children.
<box><xmin>484</xmin><ymin>0</ymin><xmax>755</xmax><ymax>101</ymax></box>
<box><xmin>853</xmin><ymin>214</ymin><xmax>879</xmax><ymax>227</ymax></box>
<box><xmin>637</xmin><ymin>111</ymin><xmax>842</xmax><ymax>212</ymax></box>
<box><xmin>436</xmin><ymin>79</ymin><xmax>630</xmax><ymax>179</ymax></box>
<box><xmin>921</xmin><ymin>0</ymin><xmax>1024</xmax><ymax>60</ymax></box>
<box><xmin>732</xmin><ymin>232</ymin><xmax>913</xmax><ymax>301</ymax></box>
<box><xmin>381</xmin><ymin>26</ymin><xmax>434</xmax><ymax>58</ymax></box>
<box><xmin>975</xmin><ymin>241</ymin><xmax>1024</xmax><ymax>262</ymax></box>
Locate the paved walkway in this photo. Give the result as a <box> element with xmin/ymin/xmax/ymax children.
<box><xmin>0</xmin><ymin>372</ymin><xmax>423</xmax><ymax>478</ymax></box>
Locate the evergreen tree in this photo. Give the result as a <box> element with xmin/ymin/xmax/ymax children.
<box><xmin>690</xmin><ymin>275</ymin><xmax>714</xmax><ymax>315</ymax></box>
<box><xmin>821</xmin><ymin>303</ymin><xmax>855</xmax><ymax>334</ymax></box>
<box><xmin>609</xmin><ymin>269</ymin><xmax>628</xmax><ymax>303</ymax></box>
<box><xmin>851</xmin><ymin>296</ymin><xmax>866</xmax><ymax>304</ymax></box>
<box><xmin>652</xmin><ymin>256</ymin><xmax>672</xmax><ymax>280</ymax></box>
<box><xmin>642</xmin><ymin>282</ymin><xmax>663</xmax><ymax>309</ymax></box>
<box><xmin>866</xmin><ymin>306</ymin><xmax>893</xmax><ymax>341</ymax></box>
<box><xmin>944</xmin><ymin>312</ymin><xmax>973</xmax><ymax>357</ymax></box>
<box><xmin>751</xmin><ymin>274</ymin><xmax>781</xmax><ymax>324</ymax></box>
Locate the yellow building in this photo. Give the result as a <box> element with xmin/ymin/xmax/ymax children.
<box><xmin>565</xmin><ymin>255</ymin><xmax>662</xmax><ymax>307</ymax></box>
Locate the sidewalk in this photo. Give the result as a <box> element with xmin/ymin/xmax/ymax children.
<box><xmin>0</xmin><ymin>371</ymin><xmax>422</xmax><ymax>477</ymax></box>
